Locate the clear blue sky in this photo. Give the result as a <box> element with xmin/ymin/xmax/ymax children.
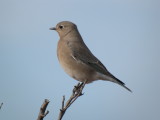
<box><xmin>0</xmin><ymin>0</ymin><xmax>160</xmax><ymax>120</ymax></box>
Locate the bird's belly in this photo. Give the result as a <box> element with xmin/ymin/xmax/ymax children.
<box><xmin>57</xmin><ymin>40</ymin><xmax>98</xmax><ymax>83</ymax></box>
<box><xmin>59</xmin><ymin>55</ymin><xmax>97</xmax><ymax>83</ymax></box>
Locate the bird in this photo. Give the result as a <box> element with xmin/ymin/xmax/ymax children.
<box><xmin>50</xmin><ymin>21</ymin><xmax>131</xmax><ymax>92</ymax></box>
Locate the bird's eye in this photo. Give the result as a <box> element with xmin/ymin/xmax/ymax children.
<box><xmin>59</xmin><ymin>25</ymin><xmax>64</xmax><ymax>29</ymax></box>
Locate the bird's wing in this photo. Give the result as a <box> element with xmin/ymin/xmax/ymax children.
<box><xmin>70</xmin><ymin>43</ymin><xmax>109</xmax><ymax>75</ymax></box>
<box><xmin>69</xmin><ymin>42</ymin><xmax>132</xmax><ymax>92</ymax></box>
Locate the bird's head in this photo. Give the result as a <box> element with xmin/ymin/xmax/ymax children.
<box><xmin>50</xmin><ymin>21</ymin><xmax>77</xmax><ymax>38</ymax></box>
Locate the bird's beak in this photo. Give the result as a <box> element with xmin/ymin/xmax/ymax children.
<box><xmin>49</xmin><ymin>27</ymin><xmax>56</xmax><ymax>30</ymax></box>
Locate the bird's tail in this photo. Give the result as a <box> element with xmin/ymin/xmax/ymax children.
<box><xmin>97</xmin><ymin>72</ymin><xmax>132</xmax><ymax>92</ymax></box>
<box><xmin>106</xmin><ymin>75</ymin><xmax>132</xmax><ymax>92</ymax></box>
<box><xmin>115</xmin><ymin>79</ymin><xmax>132</xmax><ymax>92</ymax></box>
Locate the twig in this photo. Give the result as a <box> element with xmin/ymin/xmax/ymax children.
<box><xmin>58</xmin><ymin>82</ymin><xmax>86</xmax><ymax>120</ymax></box>
<box><xmin>61</xmin><ymin>96</ymin><xmax>65</xmax><ymax>110</ymax></box>
<box><xmin>0</xmin><ymin>103</ymin><xmax>3</xmax><ymax>110</ymax></box>
<box><xmin>37</xmin><ymin>99</ymin><xmax>50</xmax><ymax>120</ymax></box>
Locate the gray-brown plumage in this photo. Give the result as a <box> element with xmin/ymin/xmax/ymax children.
<box><xmin>50</xmin><ymin>21</ymin><xmax>131</xmax><ymax>92</ymax></box>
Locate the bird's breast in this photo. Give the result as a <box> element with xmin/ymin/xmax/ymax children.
<box><xmin>57</xmin><ymin>40</ymin><xmax>97</xmax><ymax>83</ymax></box>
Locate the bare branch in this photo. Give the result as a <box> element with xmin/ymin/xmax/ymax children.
<box><xmin>61</xmin><ymin>96</ymin><xmax>65</xmax><ymax>110</ymax></box>
<box><xmin>0</xmin><ymin>103</ymin><xmax>3</xmax><ymax>110</ymax></box>
<box><xmin>58</xmin><ymin>82</ymin><xmax>86</xmax><ymax>120</ymax></box>
<box><xmin>37</xmin><ymin>99</ymin><xmax>50</xmax><ymax>120</ymax></box>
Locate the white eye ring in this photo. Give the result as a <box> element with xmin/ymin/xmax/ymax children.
<box><xmin>59</xmin><ymin>25</ymin><xmax>64</xmax><ymax>29</ymax></box>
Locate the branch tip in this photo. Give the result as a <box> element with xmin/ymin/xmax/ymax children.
<box><xmin>58</xmin><ymin>82</ymin><xmax>86</xmax><ymax>120</ymax></box>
